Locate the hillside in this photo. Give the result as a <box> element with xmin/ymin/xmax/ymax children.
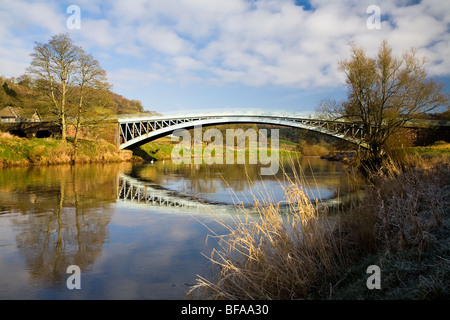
<box><xmin>0</xmin><ymin>75</ymin><xmax>156</xmax><ymax>120</ymax></box>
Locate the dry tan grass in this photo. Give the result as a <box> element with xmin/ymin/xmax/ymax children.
<box><xmin>364</xmin><ymin>155</ymin><xmax>449</xmax><ymax>253</ymax></box>
<box><xmin>187</xmin><ymin>160</ymin><xmax>353</xmax><ymax>300</ymax></box>
<box><xmin>0</xmin><ymin>131</ymin><xmax>21</xmax><ymax>139</ymax></box>
<box><xmin>187</xmin><ymin>154</ymin><xmax>450</xmax><ymax>300</ymax></box>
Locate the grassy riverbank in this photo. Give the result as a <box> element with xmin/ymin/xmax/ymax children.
<box><xmin>0</xmin><ymin>131</ymin><xmax>134</xmax><ymax>167</ymax></box>
<box><xmin>0</xmin><ymin>132</ymin><xmax>302</xmax><ymax>167</ymax></box>
<box><xmin>405</xmin><ymin>141</ymin><xmax>450</xmax><ymax>156</ymax></box>
<box><xmin>136</xmin><ymin>136</ymin><xmax>302</xmax><ymax>161</ymax></box>
<box><xmin>187</xmin><ymin>154</ymin><xmax>450</xmax><ymax>300</ymax></box>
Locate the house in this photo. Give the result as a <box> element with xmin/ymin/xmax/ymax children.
<box><xmin>0</xmin><ymin>106</ymin><xmax>20</xmax><ymax>122</ymax></box>
<box><xmin>0</xmin><ymin>106</ymin><xmax>42</xmax><ymax>122</ymax></box>
<box><xmin>28</xmin><ymin>110</ymin><xmax>42</xmax><ymax>122</ymax></box>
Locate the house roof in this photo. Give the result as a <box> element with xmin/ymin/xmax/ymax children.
<box><xmin>0</xmin><ymin>106</ymin><xmax>42</xmax><ymax>120</ymax></box>
<box><xmin>0</xmin><ymin>106</ymin><xmax>20</xmax><ymax>118</ymax></box>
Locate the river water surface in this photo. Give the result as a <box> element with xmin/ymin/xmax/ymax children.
<box><xmin>0</xmin><ymin>157</ymin><xmax>348</xmax><ymax>299</ymax></box>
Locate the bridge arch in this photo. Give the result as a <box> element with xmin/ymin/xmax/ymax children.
<box><xmin>118</xmin><ymin>115</ymin><xmax>368</xmax><ymax>150</ymax></box>
<box><xmin>9</xmin><ymin>129</ymin><xmax>27</xmax><ymax>138</ymax></box>
<box><xmin>35</xmin><ymin>130</ymin><xmax>52</xmax><ymax>138</ymax></box>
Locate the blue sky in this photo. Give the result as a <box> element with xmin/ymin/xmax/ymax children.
<box><xmin>0</xmin><ymin>0</ymin><xmax>449</xmax><ymax>115</ymax></box>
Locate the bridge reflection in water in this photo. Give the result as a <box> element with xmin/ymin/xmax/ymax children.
<box><xmin>117</xmin><ymin>173</ymin><xmax>220</xmax><ymax>211</ymax></box>
<box><xmin>116</xmin><ymin>172</ymin><xmax>344</xmax><ymax>216</ymax></box>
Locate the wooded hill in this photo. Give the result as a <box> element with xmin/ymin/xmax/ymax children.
<box><xmin>0</xmin><ymin>75</ymin><xmax>155</xmax><ymax>121</ymax></box>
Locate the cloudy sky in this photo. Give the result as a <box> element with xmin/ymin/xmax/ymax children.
<box><xmin>0</xmin><ymin>0</ymin><xmax>449</xmax><ymax>115</ymax></box>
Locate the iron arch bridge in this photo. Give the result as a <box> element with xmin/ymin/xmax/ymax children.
<box><xmin>117</xmin><ymin>114</ymin><xmax>368</xmax><ymax>150</ymax></box>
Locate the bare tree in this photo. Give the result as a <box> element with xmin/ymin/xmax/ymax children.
<box><xmin>73</xmin><ymin>50</ymin><xmax>110</xmax><ymax>144</ymax></box>
<box><xmin>320</xmin><ymin>40</ymin><xmax>448</xmax><ymax>166</ymax></box>
<box><xmin>28</xmin><ymin>34</ymin><xmax>79</xmax><ymax>141</ymax></box>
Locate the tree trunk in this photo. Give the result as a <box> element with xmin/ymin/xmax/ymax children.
<box><xmin>61</xmin><ymin>81</ymin><xmax>67</xmax><ymax>141</ymax></box>
<box><xmin>74</xmin><ymin>93</ymin><xmax>83</xmax><ymax>145</ymax></box>
<box><xmin>61</xmin><ymin>112</ymin><xmax>67</xmax><ymax>141</ymax></box>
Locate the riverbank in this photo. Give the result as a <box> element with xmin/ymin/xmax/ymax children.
<box><xmin>0</xmin><ymin>133</ymin><xmax>302</xmax><ymax>168</ymax></box>
<box><xmin>187</xmin><ymin>154</ymin><xmax>450</xmax><ymax>299</ymax></box>
<box><xmin>0</xmin><ymin>131</ymin><xmax>135</xmax><ymax>167</ymax></box>
<box><xmin>320</xmin><ymin>141</ymin><xmax>450</xmax><ymax>165</ymax></box>
<box><xmin>132</xmin><ymin>136</ymin><xmax>302</xmax><ymax>163</ymax></box>
<box><xmin>135</xmin><ymin>136</ymin><xmax>302</xmax><ymax>161</ymax></box>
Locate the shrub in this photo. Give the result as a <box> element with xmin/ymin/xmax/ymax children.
<box><xmin>27</xmin><ymin>145</ymin><xmax>47</xmax><ymax>163</ymax></box>
<box><xmin>297</xmin><ymin>140</ymin><xmax>330</xmax><ymax>156</ymax></box>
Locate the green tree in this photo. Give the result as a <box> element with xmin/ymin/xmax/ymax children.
<box><xmin>320</xmin><ymin>40</ymin><xmax>448</xmax><ymax>166</ymax></box>
<box><xmin>2</xmin><ymin>82</ymin><xmax>17</xmax><ymax>98</ymax></box>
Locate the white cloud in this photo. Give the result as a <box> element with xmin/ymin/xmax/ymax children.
<box><xmin>80</xmin><ymin>19</ymin><xmax>118</xmax><ymax>48</ymax></box>
<box><xmin>108</xmin><ymin>68</ymin><xmax>170</xmax><ymax>88</ymax></box>
<box><xmin>0</xmin><ymin>0</ymin><xmax>449</xmax><ymax>93</ymax></box>
<box><xmin>2</xmin><ymin>0</ymin><xmax>65</xmax><ymax>35</ymax></box>
<box><xmin>0</xmin><ymin>0</ymin><xmax>67</xmax><ymax>76</ymax></box>
<box><xmin>137</xmin><ymin>26</ymin><xmax>192</xmax><ymax>56</ymax></box>
<box><xmin>171</xmin><ymin>56</ymin><xmax>205</xmax><ymax>71</ymax></box>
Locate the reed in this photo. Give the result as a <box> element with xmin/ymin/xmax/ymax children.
<box><xmin>187</xmin><ymin>154</ymin><xmax>450</xmax><ymax>299</ymax></box>
<box><xmin>187</xmin><ymin>158</ymin><xmax>354</xmax><ymax>299</ymax></box>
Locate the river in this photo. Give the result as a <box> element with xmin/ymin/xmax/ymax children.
<box><xmin>0</xmin><ymin>157</ymin><xmax>349</xmax><ymax>299</ymax></box>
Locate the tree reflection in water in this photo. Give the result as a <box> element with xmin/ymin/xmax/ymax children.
<box><xmin>0</xmin><ymin>163</ymin><xmax>131</xmax><ymax>288</ymax></box>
